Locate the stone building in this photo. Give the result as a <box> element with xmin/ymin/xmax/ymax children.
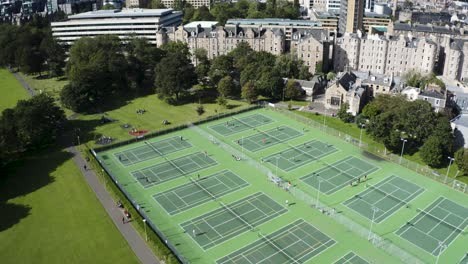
<box><xmin>324</xmin><ymin>71</ymin><xmax>369</xmax><ymax>115</ymax></box>
<box><xmin>334</xmin><ymin>33</ymin><xmax>437</xmax><ymax>77</ymax></box>
<box><xmin>443</xmin><ymin>39</ymin><xmax>468</xmax><ymax>82</ymax></box>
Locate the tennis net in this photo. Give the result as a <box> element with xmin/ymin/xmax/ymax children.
<box><xmin>415</xmin><ymin>208</ymin><xmax>466</xmax><ymax>233</ymax></box>
<box><xmin>219</xmin><ymin>201</ymin><xmax>256</xmax><ymax>231</ymax></box>
<box><xmin>258</xmin><ymin>232</ymin><xmax>300</xmax><ymax>264</ymax></box>
<box><xmin>189</xmin><ymin>177</ymin><xmax>217</xmax><ymax>201</ymax></box>
<box><xmin>145</xmin><ymin>141</ymin><xmax>186</xmax><ymax>175</ymax></box>
<box><xmin>366</xmin><ymin>184</ymin><xmax>410</xmax><ymax>207</ymax></box>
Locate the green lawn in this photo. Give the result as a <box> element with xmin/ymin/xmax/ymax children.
<box><xmin>0</xmin><ymin>69</ymin><xmax>29</xmax><ymax>111</ymax></box>
<box><xmin>0</xmin><ymin>149</ymin><xmax>139</xmax><ymax>264</ymax></box>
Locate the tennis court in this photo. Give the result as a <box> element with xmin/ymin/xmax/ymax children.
<box><xmin>209</xmin><ymin>114</ymin><xmax>273</xmax><ymax>136</ymax></box>
<box><xmin>180</xmin><ymin>192</ymin><xmax>287</xmax><ymax>250</ymax></box>
<box><xmin>236</xmin><ymin>126</ymin><xmax>303</xmax><ymax>152</ymax></box>
<box><xmin>343</xmin><ymin>175</ymin><xmax>424</xmax><ymax>223</ymax></box>
<box><xmin>263</xmin><ymin>140</ymin><xmax>338</xmax><ymax>171</ymax></box>
<box><xmin>131</xmin><ymin>152</ymin><xmax>217</xmax><ymax>187</ymax></box>
<box><xmin>395</xmin><ymin>197</ymin><xmax>468</xmax><ymax>256</ymax></box>
<box><xmin>114</xmin><ymin>136</ymin><xmax>191</xmax><ymax>166</ymax></box>
<box><xmin>216</xmin><ymin>219</ymin><xmax>335</xmax><ymax>264</ymax></box>
<box><xmin>153</xmin><ymin>170</ymin><xmax>249</xmax><ymax>215</ymax></box>
<box><xmin>300</xmin><ymin>156</ymin><xmax>378</xmax><ymax>195</ymax></box>
<box><xmin>334</xmin><ymin>252</ymin><xmax>369</xmax><ymax>264</ymax></box>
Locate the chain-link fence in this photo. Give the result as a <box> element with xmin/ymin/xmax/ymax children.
<box><xmin>270</xmin><ymin>107</ymin><xmax>467</xmax><ymax>194</ymax></box>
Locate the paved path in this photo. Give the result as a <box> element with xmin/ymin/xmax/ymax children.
<box><xmin>68</xmin><ymin>146</ymin><xmax>160</xmax><ymax>264</ymax></box>
<box><xmin>13</xmin><ymin>71</ymin><xmax>160</xmax><ymax>264</ymax></box>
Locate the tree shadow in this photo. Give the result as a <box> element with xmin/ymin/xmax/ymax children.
<box><xmin>361</xmin><ymin>150</ymin><xmax>385</xmax><ymax>162</ymax></box>
<box><xmin>65</xmin><ymin>118</ymin><xmax>108</xmax><ymax>146</ymax></box>
<box><xmin>0</xmin><ymin>147</ymin><xmax>73</xmax><ymax>232</ymax></box>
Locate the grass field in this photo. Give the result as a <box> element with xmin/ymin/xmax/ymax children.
<box><xmin>0</xmin><ymin>149</ymin><xmax>139</xmax><ymax>264</ymax></box>
<box><xmin>0</xmin><ymin>69</ymin><xmax>29</xmax><ymax>111</ymax></box>
<box><xmin>95</xmin><ymin>108</ymin><xmax>468</xmax><ymax>264</ymax></box>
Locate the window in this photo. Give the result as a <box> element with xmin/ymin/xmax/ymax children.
<box><xmin>331</xmin><ymin>97</ymin><xmax>341</xmax><ymax>106</ymax></box>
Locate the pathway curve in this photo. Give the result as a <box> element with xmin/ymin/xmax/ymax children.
<box><xmin>13</xmin><ymin>70</ymin><xmax>160</xmax><ymax>264</ymax></box>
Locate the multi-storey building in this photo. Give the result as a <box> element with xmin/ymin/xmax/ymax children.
<box><xmin>334</xmin><ymin>33</ymin><xmax>437</xmax><ymax>77</ymax></box>
<box><xmin>161</xmin><ymin>0</ymin><xmax>209</xmax><ymax>8</ymax></box>
<box><xmin>363</xmin><ymin>12</ymin><xmax>390</xmax><ymax>33</ymax></box>
<box><xmin>157</xmin><ymin>20</ymin><xmax>331</xmax><ymax>73</ymax></box>
<box><xmin>338</xmin><ymin>0</ymin><xmax>364</xmax><ymax>34</ymax></box>
<box><xmin>51</xmin><ymin>8</ymin><xmax>183</xmax><ymax>46</ymax></box>
<box><xmin>443</xmin><ymin>39</ymin><xmax>468</xmax><ymax>82</ymax></box>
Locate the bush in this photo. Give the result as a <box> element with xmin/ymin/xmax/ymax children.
<box><xmin>196</xmin><ymin>105</ymin><xmax>205</xmax><ymax>116</ymax></box>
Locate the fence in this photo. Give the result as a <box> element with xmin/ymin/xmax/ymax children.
<box><xmin>188</xmin><ymin>121</ymin><xmax>424</xmax><ymax>264</ymax></box>
<box><xmin>270</xmin><ymin>107</ymin><xmax>468</xmax><ymax>195</ymax></box>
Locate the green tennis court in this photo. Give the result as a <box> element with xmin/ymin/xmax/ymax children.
<box><xmin>114</xmin><ymin>136</ymin><xmax>191</xmax><ymax>166</ymax></box>
<box><xmin>395</xmin><ymin>197</ymin><xmax>468</xmax><ymax>256</ymax></box>
<box><xmin>131</xmin><ymin>152</ymin><xmax>217</xmax><ymax>187</ymax></box>
<box><xmin>334</xmin><ymin>252</ymin><xmax>369</xmax><ymax>264</ymax></box>
<box><xmin>217</xmin><ymin>219</ymin><xmax>335</xmax><ymax>264</ymax></box>
<box><xmin>263</xmin><ymin>140</ymin><xmax>338</xmax><ymax>171</ymax></box>
<box><xmin>180</xmin><ymin>192</ymin><xmax>287</xmax><ymax>250</ymax></box>
<box><xmin>209</xmin><ymin>114</ymin><xmax>273</xmax><ymax>136</ymax></box>
<box><xmin>153</xmin><ymin>170</ymin><xmax>249</xmax><ymax>215</ymax></box>
<box><xmin>236</xmin><ymin>126</ymin><xmax>303</xmax><ymax>152</ymax></box>
<box><xmin>343</xmin><ymin>175</ymin><xmax>424</xmax><ymax>223</ymax></box>
<box><xmin>300</xmin><ymin>156</ymin><xmax>378</xmax><ymax>195</ymax></box>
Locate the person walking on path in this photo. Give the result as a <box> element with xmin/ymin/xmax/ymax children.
<box><xmin>122</xmin><ymin>216</ymin><xmax>125</xmax><ymax>224</ymax></box>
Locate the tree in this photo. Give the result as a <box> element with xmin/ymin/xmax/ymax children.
<box><xmin>150</xmin><ymin>0</ymin><xmax>166</xmax><ymax>8</ymax></box>
<box><xmin>194</xmin><ymin>48</ymin><xmax>210</xmax><ymax>81</ymax></box>
<box><xmin>216</xmin><ymin>95</ymin><xmax>228</xmax><ymax>108</ymax></box>
<box><xmin>217</xmin><ymin>76</ymin><xmax>235</xmax><ymax>97</ymax></box>
<box><xmin>102</xmin><ymin>3</ymin><xmax>115</xmax><ymax>9</ymax></box>
<box><xmin>361</xmin><ymin>103</ymin><xmax>379</xmax><ymax>119</ymax></box>
<box><xmin>62</xmin><ymin>36</ymin><xmax>128</xmax><ymax>113</ymax></box>
<box><xmin>284</xmin><ymin>80</ymin><xmax>302</xmax><ymax>100</ymax></box>
<box><xmin>256</xmin><ymin>67</ymin><xmax>284</xmax><ymax>99</ymax></box>
<box><xmin>326</xmin><ymin>72</ymin><xmax>336</xmax><ymax>80</ymax></box>
<box><xmin>337</xmin><ymin>103</ymin><xmax>354</xmax><ymax>123</ymax></box>
<box><xmin>161</xmin><ymin>41</ymin><xmax>190</xmax><ymax>58</ymax></box>
<box><xmin>209</xmin><ymin>55</ymin><xmax>234</xmax><ymax>85</ymax></box>
<box><xmin>154</xmin><ymin>51</ymin><xmax>197</xmax><ymax>102</ymax></box>
<box><xmin>454</xmin><ymin>148</ymin><xmax>468</xmax><ymax>176</ymax></box>
<box><xmin>315</xmin><ymin>61</ymin><xmax>323</xmax><ymax>74</ymax></box>
<box><xmin>196</xmin><ymin>105</ymin><xmax>205</xmax><ymax>115</ymax></box>
<box><xmin>40</xmin><ymin>32</ymin><xmax>66</xmax><ymax>77</ymax></box>
<box><xmin>420</xmin><ymin>136</ymin><xmax>445</xmax><ymax>167</ymax></box>
<box><xmin>192</xmin><ymin>6</ymin><xmax>214</xmax><ymax>21</ymax></box>
<box><xmin>241</xmin><ymin>81</ymin><xmax>257</xmax><ymax>103</ymax></box>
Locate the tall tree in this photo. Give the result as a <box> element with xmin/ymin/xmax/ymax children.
<box><xmin>40</xmin><ymin>32</ymin><xmax>66</xmax><ymax>77</ymax></box>
<box><xmin>241</xmin><ymin>81</ymin><xmax>257</xmax><ymax>103</ymax></box>
<box><xmin>284</xmin><ymin>80</ymin><xmax>302</xmax><ymax>100</ymax></box>
<box><xmin>209</xmin><ymin>55</ymin><xmax>234</xmax><ymax>85</ymax></box>
<box><xmin>217</xmin><ymin>75</ymin><xmax>235</xmax><ymax>97</ymax></box>
<box><xmin>154</xmin><ymin>51</ymin><xmax>197</xmax><ymax>102</ymax></box>
<box><xmin>454</xmin><ymin>148</ymin><xmax>468</xmax><ymax>176</ymax></box>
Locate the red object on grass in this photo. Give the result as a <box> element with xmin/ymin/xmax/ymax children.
<box><xmin>129</xmin><ymin>130</ymin><xmax>149</xmax><ymax>137</ymax></box>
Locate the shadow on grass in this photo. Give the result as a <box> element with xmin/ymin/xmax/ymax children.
<box><xmin>0</xmin><ymin>147</ymin><xmax>73</xmax><ymax>232</ymax></box>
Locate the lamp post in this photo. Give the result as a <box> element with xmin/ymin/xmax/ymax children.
<box><xmin>445</xmin><ymin>157</ymin><xmax>455</xmax><ymax>183</ymax></box>
<box><xmin>435</xmin><ymin>242</ymin><xmax>446</xmax><ymax>264</ymax></box>
<box><xmin>368</xmin><ymin>206</ymin><xmax>379</xmax><ymax>242</ymax></box>
<box><xmin>143</xmin><ymin>219</ymin><xmax>147</xmax><ymax>241</ymax></box>
<box><xmin>316</xmin><ymin>177</ymin><xmax>322</xmax><ymax>208</ymax></box>
<box><xmin>276</xmin><ymin>155</ymin><xmax>280</xmax><ymax>179</ymax></box>
<box><xmin>399</xmin><ymin>138</ymin><xmax>407</xmax><ymax>164</ymax></box>
<box><xmin>359</xmin><ymin>123</ymin><xmax>365</xmax><ymax>148</ymax></box>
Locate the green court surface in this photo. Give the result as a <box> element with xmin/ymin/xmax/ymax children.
<box><xmin>236</xmin><ymin>125</ymin><xmax>303</xmax><ymax>152</ymax></box>
<box><xmin>180</xmin><ymin>192</ymin><xmax>287</xmax><ymax>250</ymax></box>
<box><xmin>153</xmin><ymin>170</ymin><xmax>249</xmax><ymax>215</ymax></box>
<box><xmin>114</xmin><ymin>136</ymin><xmax>191</xmax><ymax>166</ymax></box>
<box><xmin>334</xmin><ymin>252</ymin><xmax>369</xmax><ymax>264</ymax></box>
<box><xmin>263</xmin><ymin>140</ymin><xmax>338</xmax><ymax>172</ymax></box>
<box><xmin>300</xmin><ymin>156</ymin><xmax>378</xmax><ymax>195</ymax></box>
<box><xmin>94</xmin><ymin>108</ymin><xmax>468</xmax><ymax>264</ymax></box>
<box><xmin>343</xmin><ymin>175</ymin><xmax>425</xmax><ymax>223</ymax></box>
<box><xmin>209</xmin><ymin>113</ymin><xmax>273</xmax><ymax>136</ymax></box>
<box><xmin>131</xmin><ymin>152</ymin><xmax>217</xmax><ymax>187</ymax></box>
<box><xmin>395</xmin><ymin>197</ymin><xmax>468</xmax><ymax>256</ymax></box>
<box><xmin>216</xmin><ymin>219</ymin><xmax>335</xmax><ymax>264</ymax></box>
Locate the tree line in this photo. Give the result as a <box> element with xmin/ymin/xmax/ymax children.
<box><xmin>150</xmin><ymin>0</ymin><xmax>301</xmax><ymax>25</ymax></box>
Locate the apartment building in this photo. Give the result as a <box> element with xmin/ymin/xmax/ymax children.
<box><xmin>334</xmin><ymin>33</ymin><xmax>437</xmax><ymax>77</ymax></box>
<box><xmin>51</xmin><ymin>8</ymin><xmax>182</xmax><ymax>46</ymax></box>
<box><xmin>158</xmin><ymin>21</ymin><xmax>331</xmax><ymax>73</ymax></box>
<box><xmin>443</xmin><ymin>39</ymin><xmax>468</xmax><ymax>81</ymax></box>
<box><xmin>161</xmin><ymin>0</ymin><xmax>209</xmax><ymax>8</ymax></box>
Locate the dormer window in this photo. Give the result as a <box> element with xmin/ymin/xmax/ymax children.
<box><xmin>229</xmin><ymin>32</ymin><xmax>233</xmax><ymax>37</ymax></box>
<box><xmin>239</xmin><ymin>32</ymin><xmax>243</xmax><ymax>37</ymax></box>
<box><xmin>211</xmin><ymin>32</ymin><xmax>216</xmax><ymax>38</ymax></box>
<box><xmin>191</xmin><ymin>31</ymin><xmax>196</xmax><ymax>37</ymax></box>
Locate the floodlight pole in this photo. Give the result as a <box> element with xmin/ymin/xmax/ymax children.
<box><xmin>242</xmin><ymin>136</ymin><xmax>244</xmax><ymax>159</ymax></box>
<box><xmin>316</xmin><ymin>177</ymin><xmax>322</xmax><ymax>208</ymax></box>
<box><xmin>436</xmin><ymin>242</ymin><xmax>446</xmax><ymax>264</ymax></box>
<box><xmin>276</xmin><ymin>156</ymin><xmax>279</xmax><ymax>179</ymax></box>
<box><xmin>399</xmin><ymin>138</ymin><xmax>407</xmax><ymax>164</ymax></box>
<box><xmin>77</xmin><ymin>135</ymin><xmax>80</xmax><ymax>146</ymax></box>
<box><xmin>143</xmin><ymin>219</ymin><xmax>147</xmax><ymax>241</ymax></box>
<box><xmin>368</xmin><ymin>206</ymin><xmax>379</xmax><ymax>242</ymax></box>
<box><xmin>445</xmin><ymin>157</ymin><xmax>455</xmax><ymax>183</ymax></box>
<box><xmin>359</xmin><ymin>123</ymin><xmax>365</xmax><ymax>148</ymax></box>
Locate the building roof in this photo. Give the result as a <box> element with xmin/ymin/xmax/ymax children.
<box><xmin>226</xmin><ymin>18</ymin><xmax>322</xmax><ymax>27</ymax></box>
<box><xmin>184</xmin><ymin>21</ymin><xmax>218</xmax><ymax>29</ymax></box>
<box><xmin>68</xmin><ymin>9</ymin><xmax>176</xmax><ymax>19</ymax></box>
<box><xmin>364</xmin><ymin>12</ymin><xmax>390</xmax><ymax>18</ymax></box>
<box><xmin>393</xmin><ymin>22</ymin><xmax>466</xmax><ymax>35</ymax></box>
<box><xmin>337</xmin><ymin>72</ymin><xmax>358</xmax><ymax>91</ymax></box>
<box><xmin>419</xmin><ymin>89</ymin><xmax>445</xmax><ymax>99</ymax></box>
